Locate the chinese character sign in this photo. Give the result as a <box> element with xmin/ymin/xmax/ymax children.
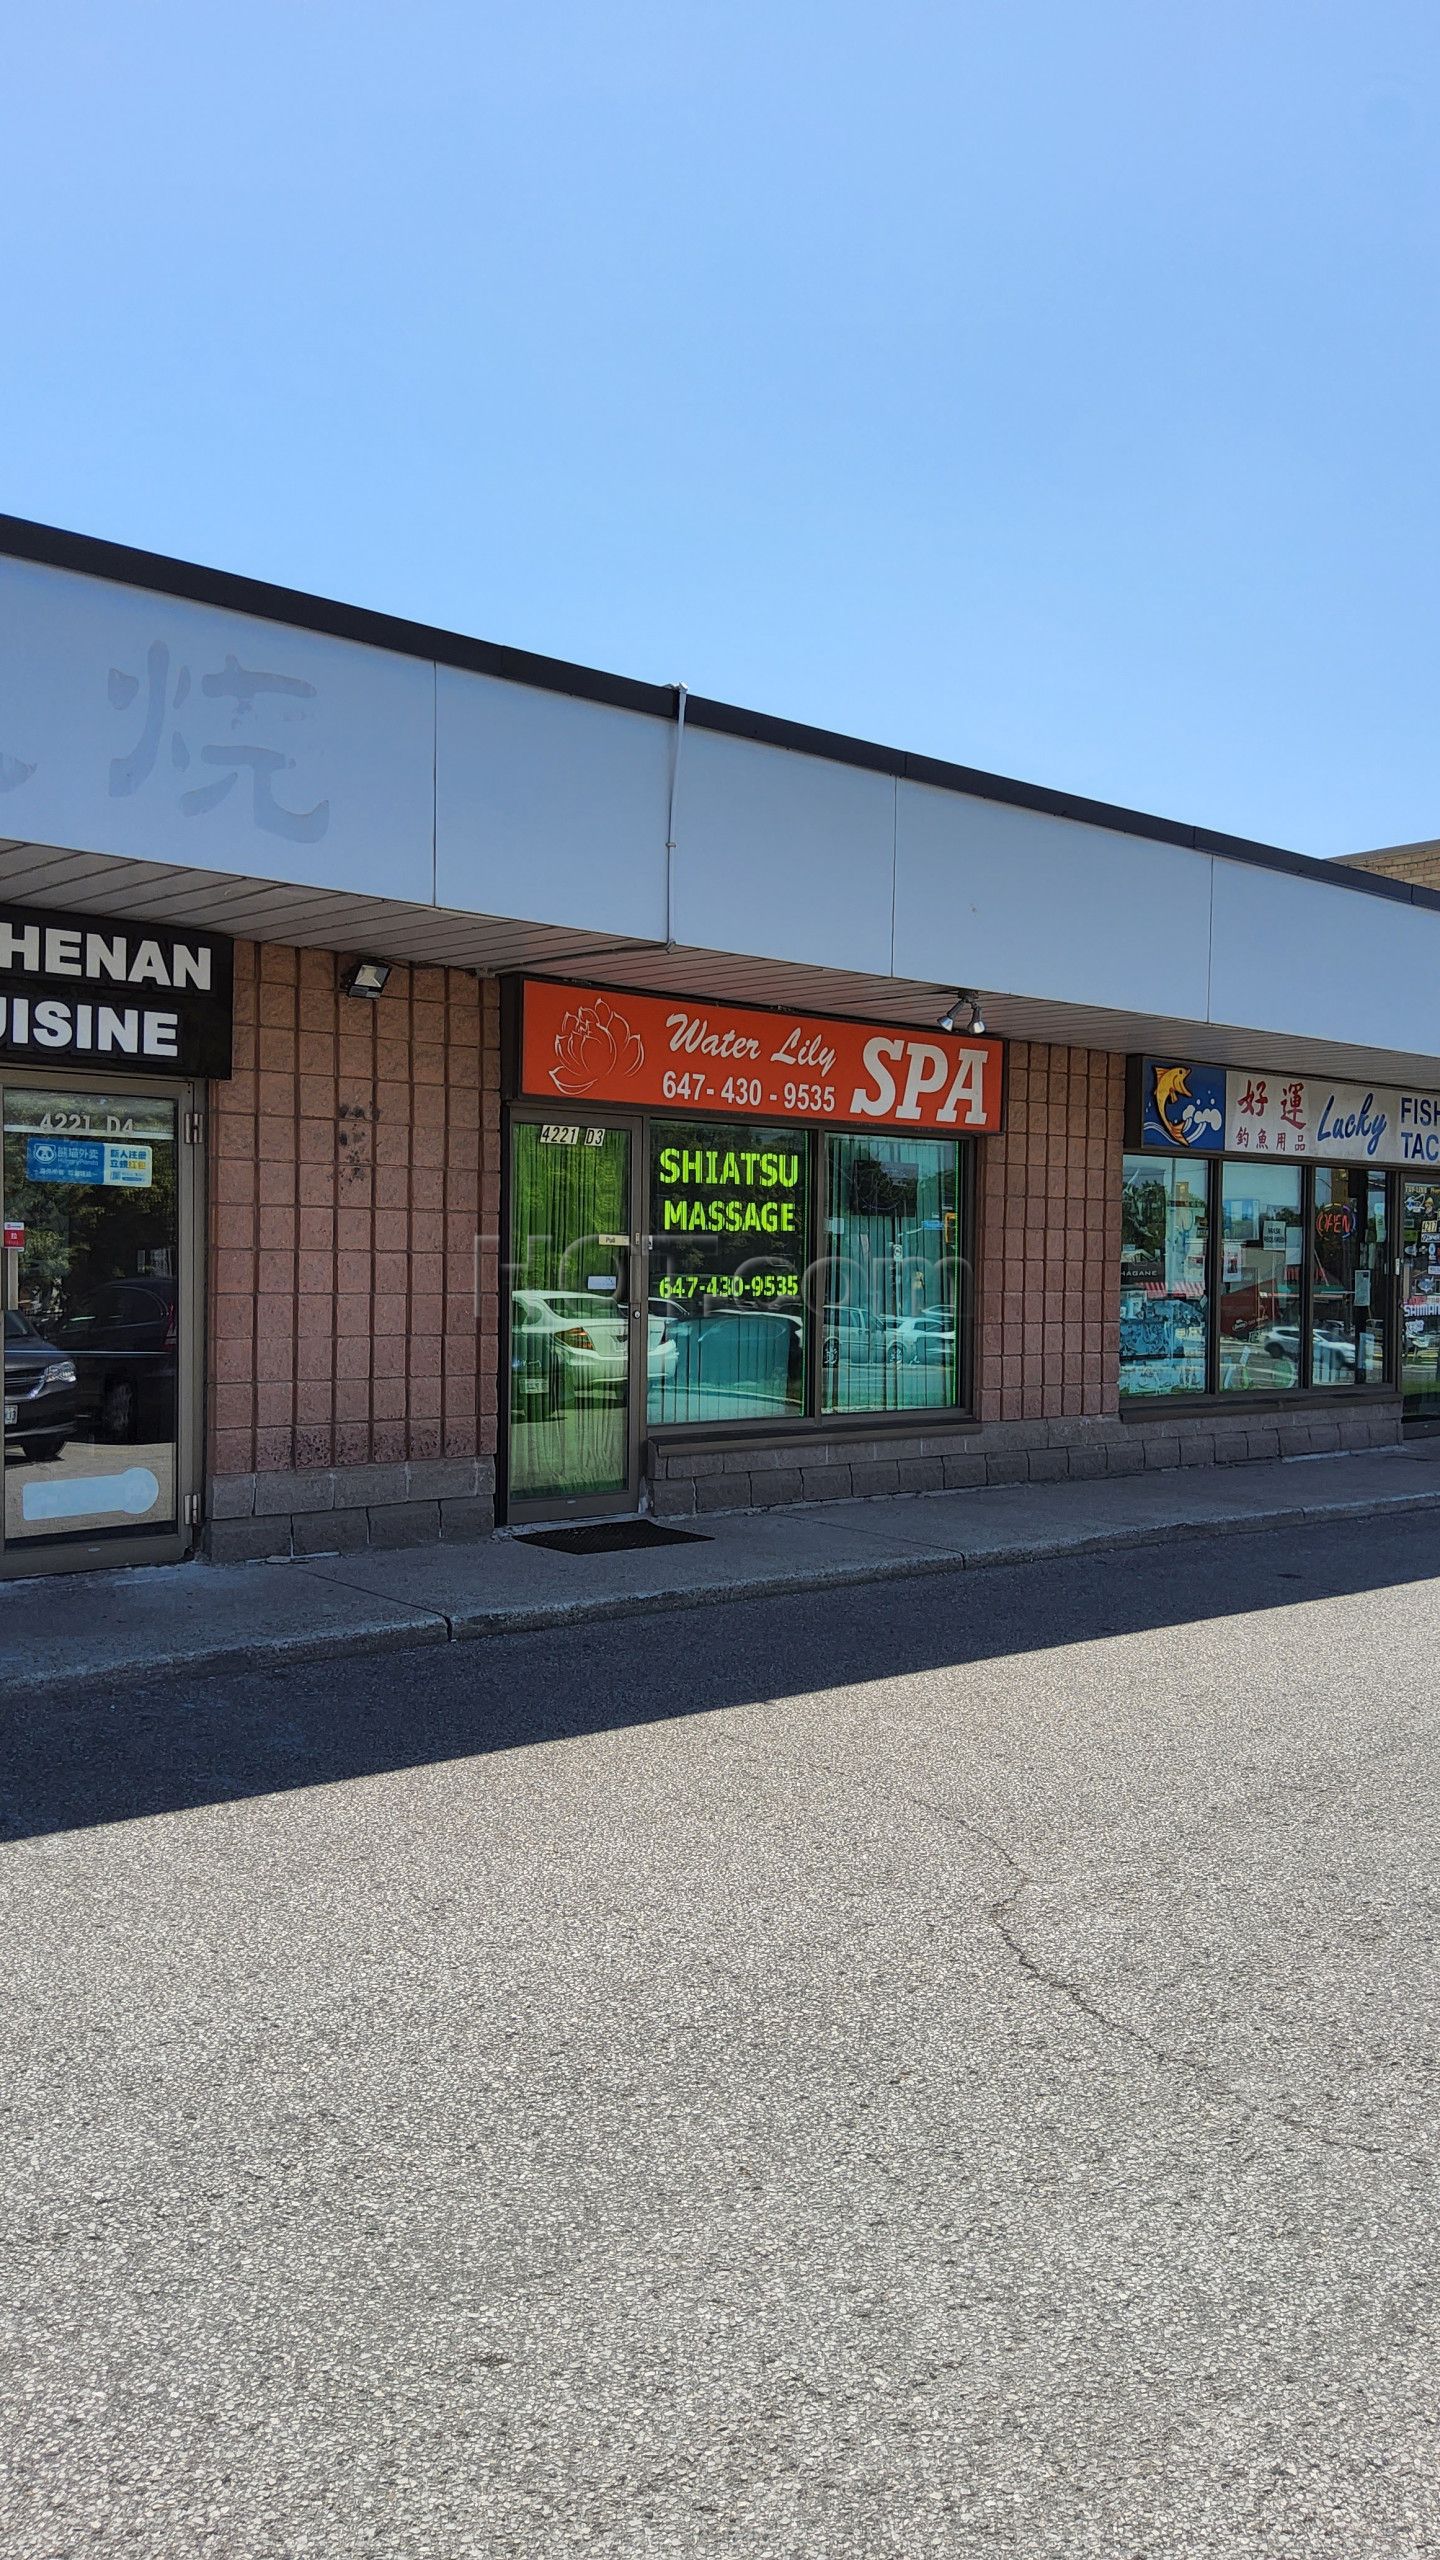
<box><xmin>0</xmin><ymin>736</ymin><xmax>35</xmax><ymax>796</ymax></box>
<box><xmin>1224</xmin><ymin>1072</ymin><xmax>1304</xmax><ymax>1155</ymax></box>
<box><xmin>1223</xmin><ymin>1074</ymin><xmax>1392</xmax><ymax>1161</ymax></box>
<box><xmin>1136</xmin><ymin>1058</ymin><xmax>1440</xmax><ymax>1166</ymax></box>
<box><xmin>108</xmin><ymin>640</ymin><xmax>330</xmax><ymax>843</ymax></box>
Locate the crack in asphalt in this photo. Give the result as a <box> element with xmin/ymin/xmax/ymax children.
<box><xmin>906</xmin><ymin>1792</ymin><xmax>1424</xmax><ymax>2173</ymax></box>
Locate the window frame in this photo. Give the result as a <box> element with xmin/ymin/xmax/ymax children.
<box><xmin>820</xmin><ymin>1126</ymin><xmax>967</xmax><ymax>1423</ymax></box>
<box><xmin>1309</xmin><ymin>1163</ymin><xmax>1390</xmax><ymax>1392</ymax></box>
<box><xmin>1119</xmin><ymin>1154</ymin><xmax>1212</xmax><ymax>1400</ymax></box>
<box><xmin>643</xmin><ymin>1111</ymin><xmax>977</xmax><ymax>1442</ymax></box>
<box><xmin>1119</xmin><ymin>1153</ymin><xmax>1399</xmax><ymax>1409</ymax></box>
<box><xmin>646</xmin><ymin>1114</ymin><xmax>814</xmax><ymax>1433</ymax></box>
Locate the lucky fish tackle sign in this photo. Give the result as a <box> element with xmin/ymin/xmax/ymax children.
<box><xmin>0</xmin><ymin>900</ymin><xmax>234</xmax><ymax>1077</ymax></box>
<box><xmin>1132</xmin><ymin>1056</ymin><xmax>1440</xmax><ymax>1168</ymax></box>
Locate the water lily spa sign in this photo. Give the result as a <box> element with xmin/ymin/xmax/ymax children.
<box><xmin>518</xmin><ymin>981</ymin><xmax>1006</xmax><ymax>1133</ymax></box>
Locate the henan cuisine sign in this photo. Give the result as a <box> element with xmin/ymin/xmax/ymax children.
<box><xmin>519</xmin><ymin>981</ymin><xmax>1005</xmax><ymax>1133</ymax></box>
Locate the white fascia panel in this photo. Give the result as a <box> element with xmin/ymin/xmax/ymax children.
<box><xmin>434</xmin><ymin>666</ymin><xmax>669</xmax><ymax>938</ymax></box>
<box><xmin>674</xmin><ymin>729</ymin><xmax>896</xmax><ymax>972</ymax></box>
<box><xmin>1209</xmin><ymin>859</ymin><xmax>1440</xmax><ymax>1052</ymax></box>
<box><xmin>0</xmin><ymin>556</ymin><xmax>434</xmax><ymax>901</ymax></box>
<box><xmin>893</xmin><ymin>781</ymin><xmax>1213</xmax><ymax>1018</ymax></box>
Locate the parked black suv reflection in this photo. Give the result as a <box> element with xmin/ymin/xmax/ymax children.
<box><xmin>55</xmin><ymin>1276</ymin><xmax>178</xmax><ymax>1442</ymax></box>
<box><xmin>3</xmin><ymin>1310</ymin><xmax>77</xmax><ymax>1463</ymax></box>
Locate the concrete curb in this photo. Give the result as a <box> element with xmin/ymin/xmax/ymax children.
<box><xmin>438</xmin><ymin>1485</ymin><xmax>1440</xmax><ymax>1636</ymax></box>
<box><xmin>4</xmin><ymin>1609</ymin><xmax>453</xmax><ymax>1701</ymax></box>
<box><xmin>7</xmin><ymin>1481</ymin><xmax>1439</xmax><ymax>1700</ymax></box>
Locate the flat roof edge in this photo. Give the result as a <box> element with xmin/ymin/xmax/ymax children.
<box><xmin>2</xmin><ymin>511</ymin><xmax>1434</xmax><ymax>918</ymax></box>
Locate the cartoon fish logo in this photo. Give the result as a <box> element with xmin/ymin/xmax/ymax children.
<box><xmin>1152</xmin><ymin>1064</ymin><xmax>1196</xmax><ymax>1145</ymax></box>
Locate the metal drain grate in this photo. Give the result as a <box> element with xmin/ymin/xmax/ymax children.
<box><xmin>518</xmin><ymin>1520</ymin><xmax>710</xmax><ymax>1557</ymax></box>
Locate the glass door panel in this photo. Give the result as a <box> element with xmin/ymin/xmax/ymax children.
<box><xmin>1312</xmin><ymin>1167</ymin><xmax>1388</xmax><ymax>1387</ymax></box>
<box><xmin>1219</xmin><ymin>1164</ymin><xmax>1304</xmax><ymax>1391</ymax></box>
<box><xmin>1401</xmin><ymin>1183</ymin><xmax>1440</xmax><ymax>1415</ymax></box>
<box><xmin>508</xmin><ymin>1122</ymin><xmax>634</xmax><ymax>1509</ymax></box>
<box><xmin>3</xmin><ymin>1086</ymin><xmax>181</xmax><ymax>1550</ymax></box>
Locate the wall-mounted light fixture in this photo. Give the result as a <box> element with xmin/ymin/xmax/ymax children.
<box><xmin>937</xmin><ymin>990</ymin><xmax>987</xmax><ymax>1037</ymax></box>
<box><xmin>341</xmin><ymin>960</ymin><xmax>392</xmax><ymax>1000</ymax></box>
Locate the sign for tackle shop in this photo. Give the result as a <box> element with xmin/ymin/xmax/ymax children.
<box><xmin>0</xmin><ymin>900</ymin><xmax>234</xmax><ymax>1077</ymax></box>
<box><xmin>1132</xmin><ymin>1055</ymin><xmax>1440</xmax><ymax>1168</ymax></box>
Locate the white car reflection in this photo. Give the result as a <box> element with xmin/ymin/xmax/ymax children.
<box><xmin>1264</xmin><ymin>1324</ymin><xmax>1360</xmax><ymax>1378</ymax></box>
<box><xmin>511</xmin><ymin>1290</ymin><xmax>676</xmax><ymax>1404</ymax></box>
<box><xmin>884</xmin><ymin>1310</ymin><xmax>958</xmax><ymax>1367</ymax></box>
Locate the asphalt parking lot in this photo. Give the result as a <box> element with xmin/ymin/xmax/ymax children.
<box><xmin>2</xmin><ymin>1515</ymin><xmax>1437</xmax><ymax>2558</ymax></box>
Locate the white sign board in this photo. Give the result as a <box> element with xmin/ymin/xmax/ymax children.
<box><xmin>1221</xmin><ymin>1072</ymin><xmax>1440</xmax><ymax>1168</ymax></box>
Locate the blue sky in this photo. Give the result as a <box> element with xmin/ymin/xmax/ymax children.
<box><xmin>4</xmin><ymin>2</ymin><xmax>1437</xmax><ymax>856</ymax></box>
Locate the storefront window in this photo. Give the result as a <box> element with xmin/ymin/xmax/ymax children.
<box><xmin>822</xmin><ymin>1135</ymin><xmax>960</xmax><ymax>1411</ymax></box>
<box><xmin>508</xmin><ymin>1123</ymin><xmax>633</xmax><ymax>1504</ymax></box>
<box><xmin>1219</xmin><ymin>1164</ymin><xmax>1303</xmax><ymax>1390</ymax></box>
<box><xmin>1119</xmin><ymin>1156</ymin><xmax>1209</xmax><ymax>1396</ymax></box>
<box><xmin>1401</xmin><ymin>1184</ymin><xmax>1440</xmax><ymax>1413</ymax></box>
<box><xmin>1312</xmin><ymin>1168</ymin><xmax>1387</xmax><ymax>1388</ymax></box>
<box><xmin>648</xmin><ymin>1123</ymin><xmax>809</xmax><ymax>1422</ymax></box>
<box><xmin>3</xmin><ymin>1085</ymin><xmax>181</xmax><ymax>1546</ymax></box>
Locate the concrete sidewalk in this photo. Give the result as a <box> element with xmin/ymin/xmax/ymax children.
<box><xmin>4</xmin><ymin>1439</ymin><xmax>1440</xmax><ymax>1698</ymax></box>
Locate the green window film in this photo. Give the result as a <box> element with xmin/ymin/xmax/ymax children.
<box><xmin>822</xmin><ymin>1135</ymin><xmax>961</xmax><ymax>1413</ymax></box>
<box><xmin>648</xmin><ymin>1122</ymin><xmax>808</xmax><ymax>1422</ymax></box>
<box><xmin>1120</xmin><ymin>1156</ymin><xmax>1210</xmax><ymax>1397</ymax></box>
<box><xmin>508</xmin><ymin>1123</ymin><xmax>631</xmax><ymax>1503</ymax></box>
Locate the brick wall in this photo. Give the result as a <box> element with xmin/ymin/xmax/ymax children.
<box><xmin>1339</xmin><ymin>841</ymin><xmax>1440</xmax><ymax>892</ymax></box>
<box><xmin>205</xmin><ymin>943</ymin><xmax>499</xmax><ymax>1558</ymax></box>
<box><xmin>974</xmin><ymin>1040</ymin><xmax>1123</xmax><ymax>1423</ymax></box>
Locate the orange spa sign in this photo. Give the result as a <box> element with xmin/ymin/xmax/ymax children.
<box><xmin>520</xmin><ymin>981</ymin><xmax>1005</xmax><ymax>1133</ymax></box>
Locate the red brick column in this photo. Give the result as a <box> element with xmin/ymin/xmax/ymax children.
<box><xmin>974</xmin><ymin>1041</ymin><xmax>1125</xmax><ymax>1424</ymax></box>
<box><xmin>206</xmin><ymin>943</ymin><xmax>498</xmax><ymax>1544</ymax></box>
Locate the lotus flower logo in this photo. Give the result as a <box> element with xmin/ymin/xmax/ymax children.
<box><xmin>549</xmin><ymin>997</ymin><xmax>644</xmax><ymax>1096</ymax></box>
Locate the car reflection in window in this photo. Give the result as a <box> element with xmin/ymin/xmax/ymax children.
<box><xmin>54</xmin><ymin>1277</ymin><xmax>178</xmax><ymax>1442</ymax></box>
<box><xmin>3</xmin><ymin>1308</ymin><xmax>78</xmax><ymax>1464</ymax></box>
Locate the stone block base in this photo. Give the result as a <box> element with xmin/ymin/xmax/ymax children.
<box><xmin>646</xmin><ymin>1403</ymin><xmax>1403</xmax><ymax>1519</ymax></box>
<box><xmin>204</xmin><ymin>1458</ymin><xmax>495</xmax><ymax>1562</ymax></box>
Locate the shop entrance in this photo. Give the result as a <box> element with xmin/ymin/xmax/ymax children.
<box><xmin>505</xmin><ymin>1116</ymin><xmax>643</xmax><ymax>1519</ymax></box>
<box><xmin>2</xmin><ymin>1072</ymin><xmax>202</xmax><ymax>1575</ymax></box>
<box><xmin>1401</xmin><ymin>1182</ymin><xmax>1440</xmax><ymax>1423</ymax></box>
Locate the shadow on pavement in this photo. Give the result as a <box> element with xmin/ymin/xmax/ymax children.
<box><xmin>2</xmin><ymin>1511</ymin><xmax>1438</xmax><ymax>1842</ymax></box>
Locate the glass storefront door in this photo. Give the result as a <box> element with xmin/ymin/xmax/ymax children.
<box><xmin>1312</xmin><ymin>1167</ymin><xmax>1388</xmax><ymax>1387</ymax></box>
<box><xmin>507</xmin><ymin>1119</ymin><xmax>639</xmax><ymax>1515</ymax></box>
<box><xmin>1401</xmin><ymin>1183</ymin><xmax>1440</xmax><ymax>1420</ymax></box>
<box><xmin>2</xmin><ymin>1076</ymin><xmax>199</xmax><ymax>1572</ymax></box>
